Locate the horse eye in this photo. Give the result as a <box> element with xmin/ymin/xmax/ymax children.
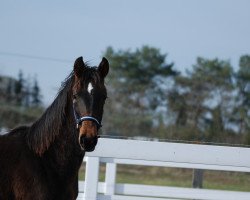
<box><xmin>73</xmin><ymin>94</ymin><xmax>77</xmax><ymax>99</ymax></box>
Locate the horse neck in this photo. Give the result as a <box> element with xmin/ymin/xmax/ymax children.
<box><xmin>27</xmin><ymin>85</ymin><xmax>78</xmax><ymax>156</ymax></box>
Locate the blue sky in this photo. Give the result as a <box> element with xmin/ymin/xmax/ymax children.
<box><xmin>0</xmin><ymin>0</ymin><xmax>250</xmax><ymax>105</ymax></box>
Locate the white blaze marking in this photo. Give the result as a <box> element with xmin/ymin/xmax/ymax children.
<box><xmin>87</xmin><ymin>83</ymin><xmax>93</xmax><ymax>94</ymax></box>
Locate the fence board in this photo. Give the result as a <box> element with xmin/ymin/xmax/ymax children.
<box><xmin>96</xmin><ymin>158</ymin><xmax>250</xmax><ymax>172</ymax></box>
<box><xmin>81</xmin><ymin>138</ymin><xmax>250</xmax><ymax>200</ymax></box>
<box><xmin>86</xmin><ymin>139</ymin><xmax>250</xmax><ymax>172</ymax></box>
<box><xmin>78</xmin><ymin>181</ymin><xmax>250</xmax><ymax>200</ymax></box>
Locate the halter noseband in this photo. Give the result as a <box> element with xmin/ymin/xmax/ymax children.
<box><xmin>73</xmin><ymin>105</ymin><xmax>102</xmax><ymax>129</ymax></box>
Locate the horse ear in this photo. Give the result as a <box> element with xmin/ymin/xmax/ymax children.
<box><xmin>98</xmin><ymin>57</ymin><xmax>109</xmax><ymax>78</ymax></box>
<box><xmin>74</xmin><ymin>57</ymin><xmax>85</xmax><ymax>77</ymax></box>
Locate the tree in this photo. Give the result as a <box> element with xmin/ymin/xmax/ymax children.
<box><xmin>23</xmin><ymin>76</ymin><xmax>31</xmax><ymax>107</ymax></box>
<box><xmin>5</xmin><ymin>79</ymin><xmax>14</xmax><ymax>103</ymax></box>
<box><xmin>168</xmin><ymin>57</ymin><xmax>235</xmax><ymax>142</ymax></box>
<box><xmin>235</xmin><ymin>55</ymin><xmax>250</xmax><ymax>144</ymax></box>
<box><xmin>31</xmin><ymin>77</ymin><xmax>42</xmax><ymax>107</ymax></box>
<box><xmin>103</xmin><ymin>46</ymin><xmax>178</xmax><ymax>137</ymax></box>
<box><xmin>14</xmin><ymin>70</ymin><xmax>24</xmax><ymax>105</ymax></box>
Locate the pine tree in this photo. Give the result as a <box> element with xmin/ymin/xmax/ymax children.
<box><xmin>6</xmin><ymin>79</ymin><xmax>13</xmax><ymax>102</ymax></box>
<box><xmin>14</xmin><ymin>70</ymin><xmax>24</xmax><ymax>105</ymax></box>
<box><xmin>24</xmin><ymin>76</ymin><xmax>31</xmax><ymax>107</ymax></box>
<box><xmin>31</xmin><ymin>77</ymin><xmax>41</xmax><ymax>107</ymax></box>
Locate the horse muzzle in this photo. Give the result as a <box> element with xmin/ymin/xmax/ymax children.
<box><xmin>79</xmin><ymin>135</ymin><xmax>98</xmax><ymax>152</ymax></box>
<box><xmin>78</xmin><ymin>120</ymin><xmax>99</xmax><ymax>152</ymax></box>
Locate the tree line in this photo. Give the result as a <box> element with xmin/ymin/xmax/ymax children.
<box><xmin>1</xmin><ymin>70</ymin><xmax>42</xmax><ymax>107</ymax></box>
<box><xmin>102</xmin><ymin>46</ymin><xmax>250</xmax><ymax>145</ymax></box>
<box><xmin>0</xmin><ymin>71</ymin><xmax>43</xmax><ymax>129</ymax></box>
<box><xmin>1</xmin><ymin>47</ymin><xmax>249</xmax><ymax>145</ymax></box>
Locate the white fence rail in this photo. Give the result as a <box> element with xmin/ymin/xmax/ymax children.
<box><xmin>78</xmin><ymin>138</ymin><xmax>250</xmax><ymax>200</ymax></box>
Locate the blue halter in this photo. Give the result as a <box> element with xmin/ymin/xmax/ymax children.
<box><xmin>73</xmin><ymin>105</ymin><xmax>102</xmax><ymax>129</ymax></box>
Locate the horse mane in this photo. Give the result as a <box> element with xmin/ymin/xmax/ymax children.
<box><xmin>26</xmin><ymin>66</ymin><xmax>102</xmax><ymax>156</ymax></box>
<box><xmin>26</xmin><ymin>72</ymin><xmax>74</xmax><ymax>156</ymax></box>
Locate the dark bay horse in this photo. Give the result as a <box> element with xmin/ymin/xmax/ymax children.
<box><xmin>0</xmin><ymin>57</ymin><xmax>109</xmax><ymax>200</ymax></box>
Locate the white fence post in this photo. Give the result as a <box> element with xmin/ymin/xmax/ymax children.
<box><xmin>83</xmin><ymin>157</ymin><xmax>99</xmax><ymax>200</ymax></box>
<box><xmin>104</xmin><ymin>162</ymin><xmax>117</xmax><ymax>196</ymax></box>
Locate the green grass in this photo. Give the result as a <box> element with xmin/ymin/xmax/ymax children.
<box><xmin>79</xmin><ymin>164</ymin><xmax>250</xmax><ymax>192</ymax></box>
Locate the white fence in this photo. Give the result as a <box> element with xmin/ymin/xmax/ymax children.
<box><xmin>77</xmin><ymin>138</ymin><xmax>250</xmax><ymax>200</ymax></box>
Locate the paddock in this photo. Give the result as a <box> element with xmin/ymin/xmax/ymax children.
<box><xmin>77</xmin><ymin>138</ymin><xmax>250</xmax><ymax>200</ymax></box>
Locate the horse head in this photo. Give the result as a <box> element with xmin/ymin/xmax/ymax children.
<box><xmin>72</xmin><ymin>57</ymin><xmax>109</xmax><ymax>152</ymax></box>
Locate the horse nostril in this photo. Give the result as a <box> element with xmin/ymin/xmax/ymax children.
<box><xmin>79</xmin><ymin>135</ymin><xmax>85</xmax><ymax>147</ymax></box>
<box><xmin>79</xmin><ymin>135</ymin><xmax>98</xmax><ymax>152</ymax></box>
